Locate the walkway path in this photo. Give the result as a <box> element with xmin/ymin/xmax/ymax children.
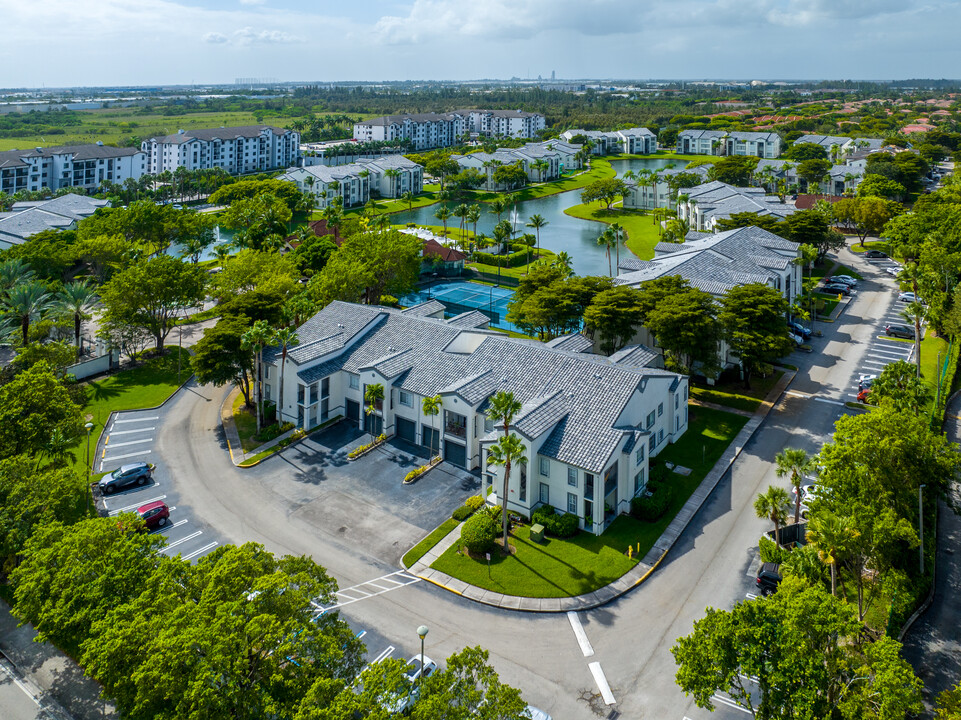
<box><xmin>411</xmin><ymin>367</ymin><xmax>796</xmax><ymax>611</ymax></box>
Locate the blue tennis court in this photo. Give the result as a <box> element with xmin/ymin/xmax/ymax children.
<box><xmin>402</xmin><ymin>281</ymin><xmax>518</xmax><ymax>332</ymax></box>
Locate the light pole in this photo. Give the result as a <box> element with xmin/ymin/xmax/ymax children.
<box><xmin>919</xmin><ymin>484</ymin><xmax>927</xmax><ymax>576</ymax></box>
<box><xmin>85</xmin><ymin>421</ymin><xmax>94</xmax><ymax>512</ymax></box>
<box><xmin>416</xmin><ymin>625</ymin><xmax>429</xmax><ymax>687</ymax></box>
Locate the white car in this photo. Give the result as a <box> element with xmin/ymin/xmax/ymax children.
<box><xmin>898</xmin><ymin>291</ymin><xmax>924</xmax><ymax>303</ymax></box>
<box><xmin>885</xmin><ymin>266</ymin><xmax>902</xmax><ymax>277</ymax></box>
<box><xmin>523</xmin><ymin>707</ymin><xmax>553</xmax><ymax>720</ymax></box>
<box><xmin>831</xmin><ymin>275</ymin><xmax>858</xmax><ymax>286</ymax></box>
<box><xmin>403</xmin><ymin>655</ymin><xmax>437</xmax><ymax>683</ymax></box>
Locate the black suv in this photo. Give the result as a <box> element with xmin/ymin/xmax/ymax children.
<box><xmin>865</xmin><ymin>250</ymin><xmax>888</xmax><ymax>259</ymax></box>
<box><xmin>99</xmin><ymin>462</ymin><xmax>153</xmax><ymax>494</ymax></box>
<box><xmin>756</xmin><ymin>562</ymin><xmax>782</xmax><ymax>596</ymax></box>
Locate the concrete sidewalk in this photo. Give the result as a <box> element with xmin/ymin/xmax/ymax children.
<box><xmin>0</xmin><ymin>599</ymin><xmax>116</xmax><ymax>720</ymax></box>
<box><xmin>411</xmin><ymin>367</ymin><xmax>796</xmax><ymax>612</ymax></box>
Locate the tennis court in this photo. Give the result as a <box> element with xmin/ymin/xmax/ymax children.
<box><xmin>402</xmin><ymin>281</ymin><xmax>519</xmax><ymax>333</ymax></box>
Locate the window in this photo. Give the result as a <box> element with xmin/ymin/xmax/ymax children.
<box><xmin>349</xmin><ymin>374</ymin><xmax>359</xmax><ymax>390</ymax></box>
<box><xmin>635</xmin><ymin>445</ymin><xmax>645</xmax><ymax>466</ymax></box>
<box><xmin>649</xmin><ymin>435</ymin><xmax>656</xmax><ymax>452</ymax></box>
<box><xmin>484</xmin><ymin>417</ymin><xmax>494</xmax><ymax>433</ymax></box>
<box><xmin>321</xmin><ymin>377</ymin><xmax>330</xmax><ymax>398</ymax></box>
<box><xmin>646</xmin><ymin>411</ymin><xmax>656</xmax><ymax>429</ymax></box>
<box><xmin>321</xmin><ymin>397</ymin><xmax>329</xmax><ymax>422</ymax></box>
<box><xmin>539</xmin><ymin>456</ymin><xmax>550</xmax><ymax>477</ymax></box>
<box><xmin>399</xmin><ymin>391</ymin><xmax>412</xmax><ymax>407</ymax></box>
<box><xmin>309</xmin><ymin>382</ymin><xmax>319</xmax><ymax>404</ymax></box>
<box><xmin>264</xmin><ymin>365</ymin><xmax>270</xmax><ymax>380</ymax></box>
<box><xmin>567</xmin><ymin>467</ymin><xmax>577</xmax><ymax>487</ymax></box>
<box><xmin>676</xmin><ymin>417</ymin><xmax>681</xmax><ymax>431</ymax></box>
<box><xmin>675</xmin><ymin>395</ymin><xmax>679</xmax><ymax>409</ymax></box>
<box><xmin>567</xmin><ymin>492</ymin><xmax>577</xmax><ymax>514</ymax></box>
<box><xmin>658</xmin><ymin>429</ymin><xmax>664</xmax><ymax>444</ymax></box>
<box><xmin>634</xmin><ymin>469</ymin><xmax>645</xmax><ymax>496</ymax></box>
<box><xmin>520</xmin><ymin>465</ymin><xmax>527</xmax><ymax>502</ymax></box>
<box><xmin>658</xmin><ymin>402</ymin><xmax>664</xmax><ymax>417</ymax></box>
<box><xmin>684</xmin><ymin>385</ymin><xmax>688</xmax><ymax>402</ymax></box>
<box><xmin>539</xmin><ymin>483</ymin><xmax>549</xmax><ymax>505</ymax></box>
<box><xmin>297</xmin><ymin>384</ymin><xmax>305</xmax><ymax>404</ymax></box>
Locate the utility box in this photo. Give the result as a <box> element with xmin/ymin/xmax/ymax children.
<box><xmin>530</xmin><ymin>524</ymin><xmax>545</xmax><ymax>543</ymax></box>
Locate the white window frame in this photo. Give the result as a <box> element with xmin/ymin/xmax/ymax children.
<box><xmin>349</xmin><ymin>374</ymin><xmax>359</xmax><ymax>390</ymax></box>
<box><xmin>567</xmin><ymin>467</ymin><xmax>577</xmax><ymax>487</ymax></box>
<box><xmin>399</xmin><ymin>390</ymin><xmax>412</xmax><ymax>407</ymax></box>
<box><xmin>539</xmin><ymin>456</ymin><xmax>550</xmax><ymax>477</ymax></box>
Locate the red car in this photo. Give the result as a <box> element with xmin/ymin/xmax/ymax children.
<box><xmin>857</xmin><ymin>387</ymin><xmax>871</xmax><ymax>403</ymax></box>
<box><xmin>137</xmin><ymin>500</ymin><xmax>170</xmax><ymax>529</ymax></box>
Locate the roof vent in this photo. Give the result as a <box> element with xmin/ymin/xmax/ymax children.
<box><xmin>35</xmin><ymin>147</ymin><xmax>43</xmax><ymax>153</ymax></box>
<box><xmin>387</xmin><ymin>346</ymin><xmax>394</xmax><ymax>353</ymax></box>
<box><xmin>501</xmin><ymin>377</ymin><xmax>508</xmax><ymax>383</ymax></box>
<box><xmin>337</xmin><ymin>323</ymin><xmax>344</xmax><ymax>328</ymax></box>
<box><xmin>178</xmin><ymin>129</ymin><xmax>185</xmax><ymax>134</ymax></box>
<box><xmin>593</xmin><ymin>373</ymin><xmax>603</xmax><ymax>380</ymax></box>
<box><xmin>96</xmin><ymin>140</ymin><xmax>104</xmax><ymax>146</ymax></box>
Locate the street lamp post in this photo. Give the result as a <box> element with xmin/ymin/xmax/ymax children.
<box><xmin>416</xmin><ymin>625</ymin><xmax>429</xmax><ymax>687</ymax></box>
<box><xmin>919</xmin><ymin>484</ymin><xmax>927</xmax><ymax>576</ymax></box>
<box><xmin>85</xmin><ymin>421</ymin><xmax>94</xmax><ymax>512</ymax></box>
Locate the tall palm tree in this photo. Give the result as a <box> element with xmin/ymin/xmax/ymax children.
<box><xmin>6</xmin><ymin>281</ymin><xmax>53</xmax><ymax>346</ymax></box>
<box><xmin>486</xmin><ymin>391</ymin><xmax>523</xmax><ymax>551</ymax></box>
<box><xmin>241</xmin><ymin>321</ymin><xmax>276</xmax><ymax>433</ymax></box>
<box><xmin>519</xmin><ymin>233</ymin><xmax>536</xmax><ymax>271</ymax></box>
<box><xmin>273</xmin><ymin>327</ymin><xmax>298</xmax><ymax>425</ymax></box>
<box><xmin>434</xmin><ymin>206</ymin><xmax>452</xmax><ymax>237</ymax></box>
<box><xmin>401</xmin><ymin>191</ymin><xmax>415</xmax><ymax>213</ymax></box>
<box><xmin>774</xmin><ymin>448</ymin><xmax>816</xmax><ymax>525</ymax></box>
<box><xmin>488</xmin><ymin>197</ymin><xmax>508</xmax><ymax>225</ymax></box>
<box><xmin>466</xmin><ymin>204</ymin><xmax>481</xmax><ymax>241</ymax></box>
<box><xmin>364</xmin><ymin>383</ymin><xmax>384</xmax><ymax>435</ymax></box>
<box><xmin>753</xmin><ymin>485</ymin><xmax>791</xmax><ymax>547</ymax></box>
<box><xmin>596</xmin><ymin>228</ymin><xmax>617</xmax><ymax>277</ymax></box>
<box><xmin>526</xmin><ymin>214</ymin><xmax>548</xmax><ymax>257</ymax></box>
<box><xmin>0</xmin><ymin>258</ymin><xmax>35</xmax><ymax>295</ymax></box>
<box><xmin>491</xmin><ymin>220</ymin><xmax>512</xmax><ymax>255</ymax></box>
<box><xmin>58</xmin><ymin>280</ymin><xmax>99</xmax><ymax>358</ymax></box>
<box><xmin>487</xmin><ymin>434</ymin><xmax>528</xmax><ymax>550</ymax></box>
<box><xmin>901</xmin><ymin>302</ymin><xmax>926</xmax><ymax>377</ymax></box>
<box><xmin>422</xmin><ymin>395</ymin><xmax>442</xmax><ymax>460</ymax></box>
<box><xmin>805</xmin><ymin>512</ymin><xmax>856</xmax><ymax>597</ymax></box>
<box><xmin>454</xmin><ymin>203</ymin><xmax>470</xmax><ymax>243</ymax></box>
<box><xmin>383</xmin><ymin>168</ymin><xmax>400</xmax><ymax>198</ymax></box>
<box><xmin>609</xmin><ymin>221</ymin><xmax>624</xmax><ymax>271</ymax></box>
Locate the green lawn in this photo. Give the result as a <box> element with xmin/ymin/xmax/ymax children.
<box><xmin>690</xmin><ymin>368</ymin><xmax>785</xmax><ymax>413</ymax></box>
<box><xmin>919</xmin><ymin>328</ymin><xmax>950</xmax><ymax>398</ymax></box>
<box><xmin>690</xmin><ymin>387</ymin><xmax>760</xmax><ymax>413</ymax></box>
<box><xmin>431</xmin><ymin>404</ymin><xmax>747</xmax><ymax>598</ymax></box>
<box><xmin>848</xmin><ymin>239</ymin><xmax>893</xmax><ymax>256</ymax></box>
<box><xmin>402</xmin><ymin>518</ymin><xmax>461</xmax><ymax>568</ymax></box>
<box><xmin>470</xmin><ymin>159</ymin><xmax>617</xmax><ymax>203</ymax></box>
<box><xmin>814</xmin><ymin>293</ymin><xmax>841</xmax><ymax>316</ymax></box>
<box><xmin>467</xmin><ymin>247</ymin><xmax>555</xmax><ymax>280</ymax></box>
<box><xmin>232</xmin><ymin>393</ymin><xmax>261</xmax><ymax>452</ymax></box>
<box><xmin>73</xmin><ymin>348</ymin><xmax>189</xmax><ymax>478</ymax></box>
<box><xmin>563</xmin><ymin>200</ymin><xmax>663</xmax><ymax>259</ymax></box>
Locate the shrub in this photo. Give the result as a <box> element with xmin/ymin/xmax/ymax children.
<box><xmin>347</xmin><ymin>433</ymin><xmax>388</xmax><ymax>459</ymax></box>
<box><xmin>451</xmin><ymin>505</ymin><xmax>472</xmax><ymax>521</ymax></box>
<box><xmin>531</xmin><ymin>505</ymin><xmax>580</xmax><ymax>538</ymax></box>
<box><xmin>759</xmin><ymin>535</ymin><xmax>793</xmax><ymax>564</ymax></box>
<box><xmin>461</xmin><ymin>512</ymin><xmax>497</xmax><ymax>554</ymax></box>
<box><xmin>464</xmin><ymin>495</ymin><xmax>485</xmax><ymax>512</ymax></box>
<box><xmin>404</xmin><ymin>464</ymin><xmax>432</xmax><ymax>483</ymax></box>
<box><xmin>630</xmin><ymin>486</ymin><xmax>673</xmax><ymax>522</ymax></box>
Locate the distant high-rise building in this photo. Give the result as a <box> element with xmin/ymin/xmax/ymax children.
<box><xmin>551</xmin><ymin>70</ymin><xmax>556</xmax><ymax>81</ymax></box>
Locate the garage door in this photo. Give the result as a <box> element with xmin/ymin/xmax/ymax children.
<box><xmin>397</xmin><ymin>417</ymin><xmax>416</xmax><ymax>444</ymax></box>
<box><xmin>422</xmin><ymin>426</ymin><xmax>439</xmax><ymax>455</ymax></box>
<box><xmin>444</xmin><ymin>439</ymin><xmax>467</xmax><ymax>468</ymax></box>
<box><xmin>346</xmin><ymin>400</ymin><xmax>360</xmax><ymax>422</ymax></box>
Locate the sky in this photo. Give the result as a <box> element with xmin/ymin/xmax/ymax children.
<box><xmin>2</xmin><ymin>0</ymin><xmax>960</xmax><ymax>88</ymax></box>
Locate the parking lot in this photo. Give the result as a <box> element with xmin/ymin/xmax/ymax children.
<box><xmin>97</xmin><ymin>407</ymin><xmax>221</xmax><ymax>563</ymax></box>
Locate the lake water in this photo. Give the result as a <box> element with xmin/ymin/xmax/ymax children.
<box><xmin>609</xmin><ymin>157</ymin><xmax>690</xmax><ymax>176</ymax></box>
<box><xmin>168</xmin><ymin>225</ymin><xmax>235</xmax><ymax>263</ymax></box>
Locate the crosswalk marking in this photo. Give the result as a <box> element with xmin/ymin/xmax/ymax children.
<box><xmin>314</xmin><ymin>570</ymin><xmax>422</xmax><ymax>613</ymax></box>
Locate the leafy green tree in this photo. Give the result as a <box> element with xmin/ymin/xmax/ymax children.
<box><xmin>582</xmin><ymin>285</ymin><xmax>645</xmax><ymax>355</ymax></box>
<box><xmin>719</xmin><ymin>283</ymin><xmax>791</xmax><ymax>389</ymax></box>
<box><xmin>292</xmin><ymin>233</ymin><xmax>338</xmax><ymax>276</ymax></box>
<box><xmin>580</xmin><ymin>178</ymin><xmax>629</xmax><ymax>210</ymax></box>
<box><xmin>222</xmin><ymin>194</ymin><xmax>293</xmax><ymax>252</ymax></box>
<box><xmin>209</xmin><ymin>177</ymin><xmax>305</xmax><ymax>212</ymax></box>
<box><xmin>74</xmin><ymin>233</ymin><xmax>133</xmax><ymax>283</ymax></box>
<box><xmin>805</xmin><ymin>511</ymin><xmax>857</xmax><ymax>597</ymax></box>
<box><xmin>935</xmin><ymin>682</ymin><xmax>961</xmax><ymax>720</ymax></box>
<box><xmin>833</xmin><ymin>197</ymin><xmax>902</xmax><ymax>246</ymax></box>
<box><xmin>191</xmin><ymin>316</ymin><xmax>255</xmax><ymax>407</ymax></box>
<box><xmin>0</xmin><ymin>228</ymin><xmax>77</xmax><ymax>282</ymax></box>
<box><xmin>783</xmin><ymin>142</ymin><xmax>828</xmax><ymax>162</ymax></box>
<box><xmin>645</xmin><ymin>288</ymin><xmax>721</xmax><ymax>374</ymax></box>
<box><xmin>12</xmin><ymin>341</ymin><xmax>77</xmax><ymax>377</ymax></box>
<box><xmin>99</xmin><ymin>255</ymin><xmax>206</xmax><ymax>353</ymax></box>
<box><xmin>774</xmin><ymin>448</ymin><xmax>816</xmax><ymax>524</ymax></box>
<box><xmin>492</xmin><ymin>162</ymin><xmax>528</xmax><ymax>191</ymax></box>
<box><xmin>715</xmin><ymin>212</ymin><xmax>786</xmax><ymax>234</ymax></box>
<box><xmin>242</xmin><ymin>320</ymin><xmax>276</xmax><ymax>432</ymax></box>
<box><xmin>797</xmin><ymin>158</ymin><xmax>832</xmax><ymax>192</ymax></box>
<box><xmin>857</xmin><ymin>174</ymin><xmax>907</xmax><ymax>201</ymax></box>
<box><xmin>867</xmin><ymin>359</ymin><xmax>932</xmax><ymax>414</ymax></box>
<box><xmin>706</xmin><ymin>155</ymin><xmax>759</xmax><ymax>186</ymax></box>
<box><xmin>0</xmin><ymin>361</ymin><xmax>82</xmax><ymax>458</ymax></box>
<box><xmin>486</xmin><ymin>391</ymin><xmax>524</xmax><ymax>551</ymax></box>
<box><xmin>783</xmin><ymin>209</ymin><xmax>845</xmax><ymax>263</ymax></box>
<box><xmin>672</xmin><ymin>576</ymin><xmax>923</xmax><ymax>720</ymax></box>
<box><xmin>218</xmin><ymin>287</ymin><xmax>287</xmax><ymax>325</ymax></box>
<box><xmin>211</xmin><ymin>248</ymin><xmax>301</xmax><ymax>303</ymax></box>
<box><xmin>754</xmin><ymin>485</ymin><xmax>791</xmax><ymax>547</ymax></box>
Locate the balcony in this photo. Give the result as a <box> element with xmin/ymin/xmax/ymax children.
<box><xmin>444</xmin><ymin>411</ymin><xmax>467</xmax><ymax>439</ymax></box>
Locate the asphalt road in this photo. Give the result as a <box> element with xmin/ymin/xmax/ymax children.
<box><xmin>152</xmin><ymin>247</ymin><xmax>915</xmax><ymax>718</ymax></box>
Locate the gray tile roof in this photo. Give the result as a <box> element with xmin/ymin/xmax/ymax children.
<box><xmin>401</xmin><ymin>299</ymin><xmax>446</xmax><ymax>318</ymax></box>
<box><xmin>446</xmin><ymin>310</ymin><xmax>490</xmax><ymax>329</ymax></box>
<box><xmin>514</xmin><ymin>392</ymin><xmax>570</xmax><ymax>439</ymax></box>
<box><xmin>149</xmin><ymin>125</ymin><xmax>292</xmax><ymax>144</ymax></box>
<box><xmin>679</xmin><ymin>129</ymin><xmax>781</xmax><ymax>142</ymax></box>
<box><xmin>546</xmin><ymin>333</ymin><xmax>594</xmax><ymax>353</ymax></box>
<box><xmin>610</xmin><ymin>344</ymin><xmax>659</xmax><ymax>369</ymax></box>
<box><xmin>287</xmin><ymin>301</ymin><xmax>683</xmax><ymax>473</ymax></box>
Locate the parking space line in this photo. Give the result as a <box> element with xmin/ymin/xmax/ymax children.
<box><xmin>108</xmin><ymin>428</ymin><xmax>156</xmax><ymax>436</ymax></box>
<box><xmin>108</xmin><ymin>494</ymin><xmax>166</xmax><ymax>515</ymax></box>
<box><xmin>814</xmin><ymin>397</ymin><xmax>845</xmax><ymax>406</ymax></box>
<box><xmin>182</xmin><ymin>542</ymin><xmax>218</xmax><ymax>561</ymax></box>
<box><xmin>364</xmin><ymin>582</ymin><xmax>392</xmax><ymax>592</ymax></box>
<box><xmin>150</xmin><ymin>518</ymin><xmax>188</xmax><ymax>533</ymax></box>
<box><xmin>114</xmin><ymin>416</ymin><xmax>159</xmax><ymax>424</ymax></box>
<box><xmin>567</xmin><ymin>612</ymin><xmax>595</xmax><ymax>657</ymax></box>
<box><xmin>712</xmin><ymin>694</ymin><xmax>753</xmax><ymax>715</ymax></box>
<box><xmin>588</xmin><ymin>662</ymin><xmax>616</xmax><ymax>705</ymax></box>
<box><xmin>160</xmin><ymin>531</ymin><xmax>203</xmax><ymax>552</ymax></box>
<box><xmin>100</xmin><ymin>449</ymin><xmax>151</xmax><ymax>466</ymax></box>
<box><xmin>105</xmin><ymin>438</ymin><xmax>154</xmax><ymax>449</ymax></box>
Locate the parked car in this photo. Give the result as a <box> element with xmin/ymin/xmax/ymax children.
<box><xmin>898</xmin><ymin>291</ymin><xmax>924</xmax><ymax>304</ymax></box>
<box><xmin>788</xmin><ymin>321</ymin><xmax>812</xmax><ymax>339</ymax></box>
<box><xmin>137</xmin><ymin>500</ymin><xmax>169</xmax><ymax>530</ymax></box>
<box><xmin>756</xmin><ymin>563</ymin><xmax>782</xmax><ymax>596</ymax></box>
<box><xmin>383</xmin><ymin>657</ymin><xmax>438</xmax><ymax>715</ymax></box>
<box><xmin>788</xmin><ymin>331</ymin><xmax>804</xmax><ymax>347</ymax></box>
<box><xmin>99</xmin><ymin>462</ymin><xmax>153</xmax><ymax>494</ymax></box>
<box><xmin>823</xmin><ymin>283</ymin><xmax>851</xmax><ymax>295</ymax></box>
<box><xmin>859</xmin><ymin>374</ymin><xmax>877</xmax><ymax>390</ymax></box>
<box><xmin>523</xmin><ymin>707</ymin><xmax>553</xmax><ymax>720</ymax></box>
<box><xmin>886</xmin><ymin>324</ymin><xmax>915</xmax><ymax>339</ymax></box>
<box><xmin>402</xmin><ymin>656</ymin><xmax>437</xmax><ymax>683</ymax></box>
<box><xmin>857</xmin><ymin>387</ymin><xmax>872</xmax><ymax>403</ymax></box>
<box><xmin>885</xmin><ymin>266</ymin><xmax>902</xmax><ymax>277</ymax></box>
<box><xmin>831</xmin><ymin>275</ymin><xmax>858</xmax><ymax>286</ymax></box>
<box><xmin>865</xmin><ymin>250</ymin><xmax>888</xmax><ymax>259</ymax></box>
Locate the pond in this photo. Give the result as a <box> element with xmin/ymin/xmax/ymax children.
<box><xmin>608</xmin><ymin>156</ymin><xmax>689</xmax><ymax>177</ymax></box>
<box><xmin>168</xmin><ymin>225</ymin><xmax>235</xmax><ymax>263</ymax></box>
<box><xmin>393</xmin><ymin>189</ymin><xmax>613</xmax><ymax>277</ymax></box>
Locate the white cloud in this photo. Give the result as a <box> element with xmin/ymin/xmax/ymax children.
<box><xmin>233</xmin><ymin>26</ymin><xmax>302</xmax><ymax>44</ymax></box>
<box><xmin>203</xmin><ymin>32</ymin><xmax>229</xmax><ymax>43</ymax></box>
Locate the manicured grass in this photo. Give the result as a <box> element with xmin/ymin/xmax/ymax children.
<box><xmin>690</xmin><ymin>371</ymin><xmax>782</xmax><ymax>412</ymax></box>
<box><xmin>640</xmin><ymin>150</ymin><xmax>717</xmax><ymax>166</ymax></box>
<box><xmin>849</xmin><ymin>239</ymin><xmax>892</xmax><ymax>255</ymax></box>
<box><xmin>467</xmin><ymin>247</ymin><xmax>556</xmax><ymax>280</ymax></box>
<box><xmin>72</xmin><ymin>348</ymin><xmax>189</xmax><ymax>478</ymax></box>
<box><xmin>238</xmin><ymin>444</ymin><xmax>284</xmax><ymax>467</ymax></box>
<box><xmin>470</xmin><ymin>158</ymin><xmax>617</xmax><ymax>203</ymax></box>
<box><xmin>690</xmin><ymin>387</ymin><xmax>760</xmax><ymax>413</ymax></box>
<box><xmin>344</xmin><ymin>191</ymin><xmax>442</xmax><ymax>216</ymax></box>
<box><xmin>563</xmin><ymin>200</ymin><xmax>663</xmax><ymax>259</ymax></box>
<box><xmin>814</xmin><ymin>294</ymin><xmax>841</xmax><ymax>316</ymax></box>
<box><xmin>919</xmin><ymin>327</ymin><xmax>950</xmax><ymax>397</ymax></box>
<box><xmin>432</xmin><ymin>404</ymin><xmax>748</xmax><ymax>597</ymax></box>
<box><xmin>828</xmin><ymin>264</ymin><xmax>863</xmax><ymax>280</ymax></box>
<box><xmin>402</xmin><ymin>518</ymin><xmax>461</xmax><ymax>568</ymax></box>
<box><xmin>232</xmin><ymin>392</ymin><xmax>263</xmax><ymax>453</ymax></box>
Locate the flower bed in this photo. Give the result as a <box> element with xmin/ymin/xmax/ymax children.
<box><xmin>403</xmin><ymin>455</ymin><xmax>441</xmax><ymax>484</ymax></box>
<box><xmin>347</xmin><ymin>433</ymin><xmax>387</xmax><ymax>460</ymax></box>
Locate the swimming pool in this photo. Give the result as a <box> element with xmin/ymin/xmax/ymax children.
<box><xmin>402</xmin><ymin>281</ymin><xmax>519</xmax><ymax>333</ymax></box>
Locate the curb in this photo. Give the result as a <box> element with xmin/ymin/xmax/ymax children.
<box><xmin>412</xmin><ymin>367</ymin><xmax>797</xmax><ymax>613</ymax></box>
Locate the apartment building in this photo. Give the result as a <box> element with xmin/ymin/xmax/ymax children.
<box><xmin>559</xmin><ymin>127</ymin><xmax>657</xmax><ymax>155</ymax></box>
<box><xmin>0</xmin><ymin>143</ymin><xmax>147</xmax><ymax>195</ymax></box>
<box><xmin>677</xmin><ymin>130</ymin><xmax>782</xmax><ymax>158</ymax></box>
<box><xmin>353</xmin><ymin>109</ymin><xmax>546</xmax><ymax>151</ymax></box>
<box><xmin>142</xmin><ymin>125</ymin><xmax>300</xmax><ymax>175</ymax></box>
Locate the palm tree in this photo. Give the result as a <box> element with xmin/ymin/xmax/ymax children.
<box><xmin>384</xmin><ymin>168</ymin><xmax>400</xmax><ymax>198</ymax></box>
<box><xmin>364</xmin><ymin>383</ymin><xmax>384</xmax><ymax>435</ymax></box>
<box><xmin>486</xmin><ymin>391</ymin><xmax>523</xmax><ymax>551</ymax></box>
<box><xmin>753</xmin><ymin>485</ymin><xmax>791</xmax><ymax>547</ymax></box>
<box><xmin>273</xmin><ymin>327</ymin><xmax>298</xmax><ymax>425</ymax></box>
<box><xmin>806</xmin><ymin>512</ymin><xmax>856</xmax><ymax>597</ymax></box>
<box><xmin>488</xmin><ymin>197</ymin><xmax>508</xmax><ymax>225</ymax></box>
<box><xmin>401</xmin><ymin>191</ymin><xmax>415</xmax><ymax>213</ymax></box>
<box><xmin>422</xmin><ymin>395</ymin><xmax>442</xmax><ymax>460</ymax></box>
<box><xmin>519</xmin><ymin>233</ymin><xmax>536</xmax><ymax>271</ymax></box>
<box><xmin>491</xmin><ymin>220</ymin><xmax>512</xmax><ymax>256</ymax></box>
<box><xmin>241</xmin><ymin>321</ymin><xmax>276</xmax><ymax>433</ymax></box>
<box><xmin>609</xmin><ymin>221</ymin><xmax>624</xmax><ymax>271</ymax></box>
<box><xmin>6</xmin><ymin>281</ymin><xmax>53</xmax><ymax>346</ymax></box>
<box><xmin>901</xmin><ymin>302</ymin><xmax>926</xmax><ymax>377</ymax></box>
<box><xmin>553</xmin><ymin>251</ymin><xmax>573</xmax><ymax>275</ymax></box>
<box><xmin>774</xmin><ymin>448</ymin><xmax>816</xmax><ymax>525</ymax></box>
<box><xmin>454</xmin><ymin>203</ymin><xmax>470</xmax><ymax>243</ymax></box>
<box><xmin>466</xmin><ymin>204</ymin><xmax>481</xmax><ymax>241</ymax></box>
<box><xmin>58</xmin><ymin>280</ymin><xmax>99</xmax><ymax>358</ymax></box>
<box><xmin>596</xmin><ymin>228</ymin><xmax>617</xmax><ymax>277</ymax></box>
<box><xmin>434</xmin><ymin>206</ymin><xmax>452</xmax><ymax>237</ymax></box>
<box><xmin>487</xmin><ymin>434</ymin><xmax>528</xmax><ymax>550</ymax></box>
<box><xmin>526</xmin><ymin>214</ymin><xmax>548</xmax><ymax>257</ymax></box>
<box><xmin>0</xmin><ymin>258</ymin><xmax>35</xmax><ymax>295</ymax></box>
